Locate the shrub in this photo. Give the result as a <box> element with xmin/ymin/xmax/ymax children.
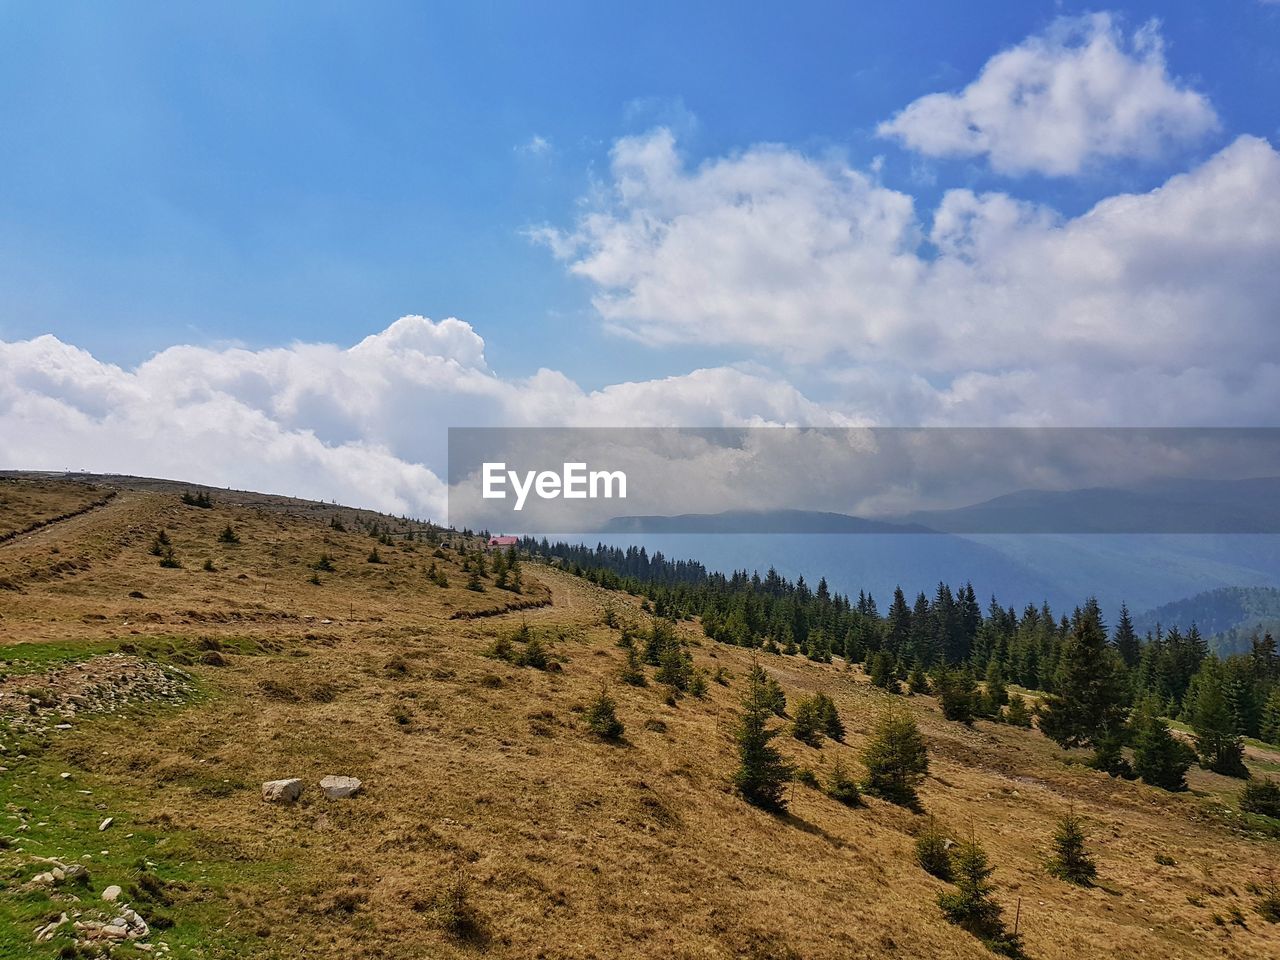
<box><xmin>313</xmin><ymin>553</ymin><xmax>336</xmax><ymax>572</ymax></box>
<box><xmin>689</xmin><ymin>670</ymin><xmax>709</xmax><ymax>699</ymax></box>
<box><xmin>484</xmin><ymin>634</ymin><xmax>514</xmax><ymax>663</ymax></box>
<box><xmin>149</xmin><ymin>530</ymin><xmax>171</xmax><ymax>556</ymax></box>
<box><xmin>158</xmin><ymin>547</ymin><xmax>181</xmax><ymax>569</ymax></box>
<box><xmin>794</xmin><ymin>766</ymin><xmax>820</xmax><ymax>789</ymax></box>
<box><xmin>1258</xmin><ymin>874</ymin><xmax>1280</xmax><ymax>923</ymax></box>
<box><xmin>1239</xmin><ymin>778</ymin><xmax>1280</xmax><ymax>819</ymax></box>
<box><xmin>217</xmin><ymin>524</ymin><xmax>240</xmax><ymax>544</ymax></box>
<box><xmin>418</xmin><ymin>870</ymin><xmax>480</xmax><ymax>940</ymax></box>
<box><xmin>825</xmin><ymin>760</ymin><xmax>862</xmax><ymax>807</ymax></box>
<box><xmin>202</xmin><ymin>558</ymin><xmax>216</xmax><ymax>572</ymax></box>
<box><xmin>518</xmin><ymin>637</ymin><xmax>549</xmax><ymax>670</ymax></box>
<box><xmin>367</xmin><ymin>547</ymin><xmax>385</xmax><ymax>564</ymax></box>
<box><xmin>915</xmin><ymin>816</ymin><xmax>952</xmax><ymax>880</ymax></box>
<box><xmin>585</xmin><ymin>688</ymin><xmax>624</xmax><ymax>741</ymax></box>
<box><xmin>1045</xmin><ymin>811</ymin><xmax>1097</xmax><ymax>885</ymax></box>
<box><xmin>861</xmin><ymin>710</ymin><xmax>929</xmax><ymax>808</ymax></box>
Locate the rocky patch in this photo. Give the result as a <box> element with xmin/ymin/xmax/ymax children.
<box><xmin>0</xmin><ymin>652</ymin><xmax>190</xmax><ymax>743</ymax></box>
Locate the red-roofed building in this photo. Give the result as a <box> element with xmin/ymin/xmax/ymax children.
<box><xmin>487</xmin><ymin>535</ymin><xmax>519</xmax><ymax>549</ymax></box>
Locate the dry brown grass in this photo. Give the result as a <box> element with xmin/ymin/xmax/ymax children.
<box><xmin>1</xmin><ymin>473</ymin><xmax>1278</xmax><ymax>959</ymax></box>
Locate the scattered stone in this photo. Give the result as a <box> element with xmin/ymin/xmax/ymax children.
<box><xmin>319</xmin><ymin>774</ymin><xmax>362</xmax><ymax>799</ymax></box>
<box><xmin>34</xmin><ymin>912</ymin><xmax>68</xmax><ymax>942</ymax></box>
<box><xmin>74</xmin><ymin>907</ymin><xmax>149</xmax><ymax>941</ymax></box>
<box><xmin>262</xmin><ymin>778</ymin><xmax>303</xmax><ymax>803</ymax></box>
<box><xmin>102</xmin><ymin>884</ymin><xmax>123</xmax><ymax>902</ymax></box>
<box><xmin>0</xmin><ymin>654</ymin><xmax>190</xmax><ymax>738</ymax></box>
<box><xmin>98</xmin><ymin>817</ymin><xmax>114</xmax><ymax>831</ymax></box>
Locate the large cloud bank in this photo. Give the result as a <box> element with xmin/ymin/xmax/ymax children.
<box><xmin>0</xmin><ymin>317</ymin><xmax>847</xmax><ymax>516</ymax></box>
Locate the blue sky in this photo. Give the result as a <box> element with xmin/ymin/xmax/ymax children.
<box><xmin>2</xmin><ymin>1</ymin><xmax>1277</xmax><ymax>386</ymax></box>
<box><xmin>2</xmin><ymin>3</ymin><xmax>1280</xmax><ymax>513</ymax></box>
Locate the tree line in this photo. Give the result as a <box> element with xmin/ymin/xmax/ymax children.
<box><xmin>526</xmin><ymin>539</ymin><xmax>1280</xmax><ymax>785</ymax></box>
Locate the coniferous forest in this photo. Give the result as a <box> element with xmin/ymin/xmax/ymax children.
<box><xmin>526</xmin><ymin>539</ymin><xmax>1280</xmax><ymax>776</ymax></box>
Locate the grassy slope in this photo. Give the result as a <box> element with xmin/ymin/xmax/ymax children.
<box><xmin>0</xmin><ymin>475</ymin><xmax>1277</xmax><ymax>959</ymax></box>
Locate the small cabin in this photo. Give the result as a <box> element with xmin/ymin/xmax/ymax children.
<box><xmin>487</xmin><ymin>535</ymin><xmax>519</xmax><ymax>549</ymax></box>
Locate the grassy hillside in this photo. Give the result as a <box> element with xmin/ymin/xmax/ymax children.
<box><xmin>1</xmin><ymin>474</ymin><xmax>1278</xmax><ymax>959</ymax></box>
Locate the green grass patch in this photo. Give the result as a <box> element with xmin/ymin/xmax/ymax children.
<box><xmin>0</xmin><ymin>639</ymin><xmax>123</xmax><ymax>675</ymax></box>
<box><xmin>0</xmin><ymin>634</ymin><xmax>274</xmax><ymax>678</ymax></box>
<box><xmin>0</xmin><ymin>707</ymin><xmax>284</xmax><ymax>958</ymax></box>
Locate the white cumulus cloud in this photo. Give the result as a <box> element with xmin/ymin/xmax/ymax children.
<box><xmin>538</xmin><ymin>128</ymin><xmax>1280</xmax><ymax>425</ymax></box>
<box><xmin>877</xmin><ymin>13</ymin><xmax>1218</xmax><ymax>176</ymax></box>
<box><xmin>0</xmin><ymin>316</ymin><xmax>852</xmax><ymax>517</ymax></box>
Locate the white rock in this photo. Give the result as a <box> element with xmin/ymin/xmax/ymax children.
<box><xmin>34</xmin><ymin>913</ymin><xmax>68</xmax><ymax>942</ymax></box>
<box><xmin>99</xmin><ymin>816</ymin><xmax>114</xmax><ymax>831</ymax></box>
<box><xmin>261</xmin><ymin>778</ymin><xmax>303</xmax><ymax>803</ymax></box>
<box><xmin>102</xmin><ymin>884</ymin><xmax>123</xmax><ymax>902</ymax></box>
<box><xmin>319</xmin><ymin>775</ymin><xmax>362</xmax><ymax>799</ymax></box>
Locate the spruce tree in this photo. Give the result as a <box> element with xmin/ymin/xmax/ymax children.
<box><xmin>733</xmin><ymin>663</ymin><xmax>792</xmax><ymax>811</ymax></box>
<box><xmin>756</xmin><ymin>673</ymin><xmax>784</xmax><ymax>716</ymax></box>
<box><xmin>984</xmin><ymin>659</ymin><xmax>1009</xmax><ymax>713</ymax></box>
<box><xmin>1038</xmin><ymin>601</ymin><xmax>1127</xmax><ymax>750</ymax></box>
<box><xmin>938</xmin><ymin>667</ymin><xmax>977</xmax><ymax>724</ymax></box>
<box><xmin>1239</xmin><ymin>778</ymin><xmax>1280</xmax><ymax>818</ymax></box>
<box><xmin>825</xmin><ymin>759</ymin><xmax>861</xmax><ymax>807</ymax></box>
<box><xmin>1086</xmin><ymin>731</ymin><xmax>1133</xmax><ymax>779</ymax></box>
<box><xmin>1003</xmin><ymin>693</ymin><xmax>1033</xmax><ymax>728</ymax></box>
<box><xmin>869</xmin><ymin>651</ymin><xmax>899</xmax><ymax>692</ymax></box>
<box><xmin>915</xmin><ymin>816</ymin><xmax>952</xmax><ymax>880</ymax></box>
<box><xmin>1262</xmin><ymin>689</ymin><xmax>1280</xmax><ymax>747</ymax></box>
<box><xmin>584</xmin><ymin>688</ymin><xmax>624</xmax><ymax>741</ymax></box>
<box><xmin>817</xmin><ymin>693</ymin><xmax>845</xmax><ymax>741</ymax></box>
<box><xmin>861</xmin><ymin>710</ymin><xmax>929</xmax><ymax>808</ymax></box>
<box><xmin>938</xmin><ymin>833</ymin><xmax>1021</xmax><ymax>955</ymax></box>
<box><xmin>1184</xmin><ymin>658</ymin><xmax>1250</xmax><ymax>778</ymax></box>
<box><xmin>885</xmin><ymin>587</ymin><xmax>912</xmax><ymax>657</ymax></box>
<box><xmin>1130</xmin><ymin>699</ymin><xmax>1193</xmax><ymax>791</ymax></box>
<box><xmin>791</xmin><ymin>695</ymin><xmax>826</xmax><ymax>747</ymax></box>
<box><xmin>907</xmin><ymin>660</ymin><xmax>931</xmax><ymax>695</ymax></box>
<box><xmin>618</xmin><ymin>642</ymin><xmax>647</xmax><ymax>687</ymax></box>
<box><xmin>1113</xmin><ymin>603</ymin><xmax>1140</xmax><ymax>668</ymax></box>
<box><xmin>1045</xmin><ymin>811</ymin><xmax>1097</xmax><ymax>885</ymax></box>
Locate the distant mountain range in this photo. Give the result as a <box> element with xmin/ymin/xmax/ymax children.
<box><xmin>889</xmin><ymin>476</ymin><xmax>1280</xmax><ymax>534</ymax></box>
<box><xmin>597</xmin><ymin>478</ymin><xmax>1280</xmax><ymax>625</ymax></box>
<box><xmin>1134</xmin><ymin>586</ymin><xmax>1280</xmax><ymax>656</ymax></box>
